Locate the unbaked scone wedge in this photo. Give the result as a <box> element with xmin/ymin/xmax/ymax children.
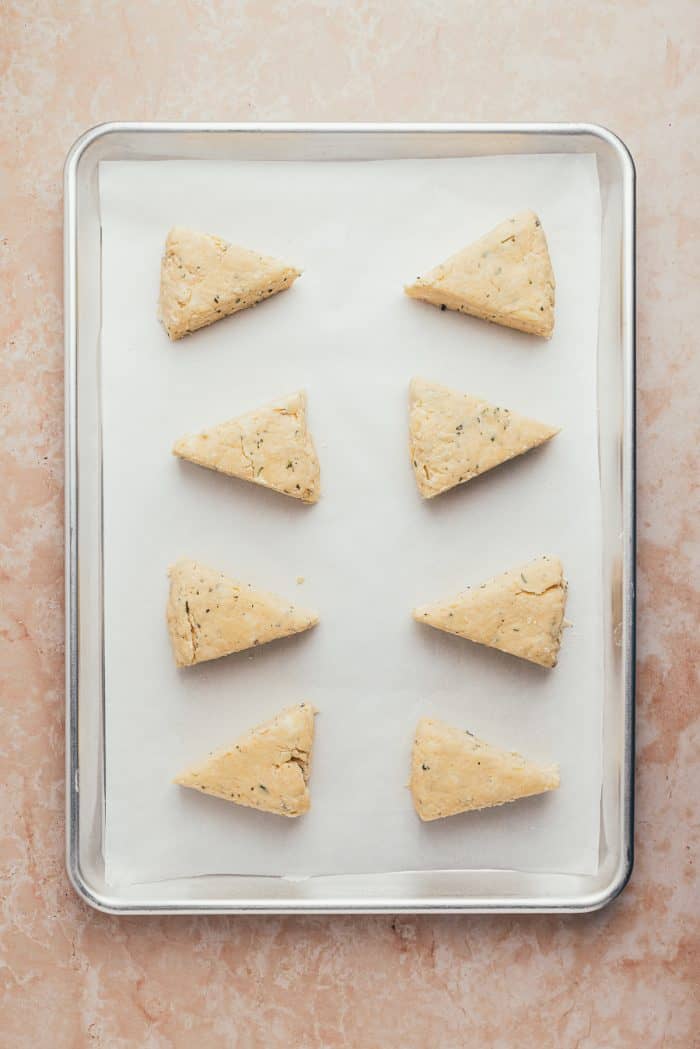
<box><xmin>414</xmin><ymin>556</ymin><xmax>567</xmax><ymax>668</ymax></box>
<box><xmin>410</xmin><ymin>717</ymin><xmax>559</xmax><ymax>821</ymax></box>
<box><xmin>173</xmin><ymin>390</ymin><xmax>320</xmax><ymax>503</ymax></box>
<box><xmin>167</xmin><ymin>560</ymin><xmax>319</xmax><ymax>667</ymax></box>
<box><xmin>405</xmin><ymin>210</ymin><xmax>555</xmax><ymax>337</ymax></box>
<box><xmin>409</xmin><ymin>377</ymin><xmax>559</xmax><ymax>499</ymax></box>
<box><xmin>175</xmin><ymin>703</ymin><xmax>316</xmax><ymax>816</ymax></box>
<box><xmin>159</xmin><ymin>227</ymin><xmax>301</xmax><ymax>340</ymax></box>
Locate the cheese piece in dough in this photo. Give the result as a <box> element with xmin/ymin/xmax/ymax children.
<box><xmin>173</xmin><ymin>390</ymin><xmax>320</xmax><ymax>503</ymax></box>
<box><xmin>410</xmin><ymin>717</ymin><xmax>559</xmax><ymax>821</ymax></box>
<box><xmin>409</xmin><ymin>377</ymin><xmax>559</xmax><ymax>499</ymax></box>
<box><xmin>167</xmin><ymin>559</ymin><xmax>319</xmax><ymax>668</ymax></box>
<box><xmin>175</xmin><ymin>703</ymin><xmax>316</xmax><ymax>816</ymax></box>
<box><xmin>414</xmin><ymin>555</ymin><xmax>567</xmax><ymax>668</ymax></box>
<box><xmin>405</xmin><ymin>210</ymin><xmax>555</xmax><ymax>337</ymax></box>
<box><xmin>159</xmin><ymin>227</ymin><xmax>301</xmax><ymax>340</ymax></box>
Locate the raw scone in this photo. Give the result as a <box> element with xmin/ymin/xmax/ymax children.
<box><xmin>167</xmin><ymin>559</ymin><xmax>319</xmax><ymax>667</ymax></box>
<box><xmin>410</xmin><ymin>717</ymin><xmax>560</xmax><ymax>821</ymax></box>
<box><xmin>405</xmin><ymin>210</ymin><xmax>555</xmax><ymax>337</ymax></box>
<box><xmin>173</xmin><ymin>390</ymin><xmax>320</xmax><ymax>503</ymax></box>
<box><xmin>414</xmin><ymin>555</ymin><xmax>567</xmax><ymax>668</ymax></box>
<box><xmin>409</xmin><ymin>377</ymin><xmax>559</xmax><ymax>499</ymax></box>
<box><xmin>175</xmin><ymin>703</ymin><xmax>316</xmax><ymax>816</ymax></box>
<box><xmin>159</xmin><ymin>227</ymin><xmax>301</xmax><ymax>340</ymax></box>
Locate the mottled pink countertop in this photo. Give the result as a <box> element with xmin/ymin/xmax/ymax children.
<box><xmin>1</xmin><ymin>2</ymin><xmax>698</xmax><ymax>1046</ymax></box>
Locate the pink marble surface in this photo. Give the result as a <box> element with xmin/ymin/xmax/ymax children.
<box><xmin>1</xmin><ymin>2</ymin><xmax>698</xmax><ymax>1045</ymax></box>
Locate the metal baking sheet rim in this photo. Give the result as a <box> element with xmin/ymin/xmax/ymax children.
<box><xmin>64</xmin><ymin>122</ymin><xmax>635</xmax><ymax>915</ymax></box>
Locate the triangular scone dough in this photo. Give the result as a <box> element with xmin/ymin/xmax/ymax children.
<box><xmin>405</xmin><ymin>211</ymin><xmax>555</xmax><ymax>337</ymax></box>
<box><xmin>175</xmin><ymin>703</ymin><xmax>316</xmax><ymax>816</ymax></box>
<box><xmin>167</xmin><ymin>560</ymin><xmax>319</xmax><ymax>667</ymax></box>
<box><xmin>410</xmin><ymin>717</ymin><xmax>560</xmax><ymax>821</ymax></box>
<box><xmin>159</xmin><ymin>227</ymin><xmax>301</xmax><ymax>340</ymax></box>
<box><xmin>409</xmin><ymin>377</ymin><xmax>558</xmax><ymax>498</ymax></box>
<box><xmin>414</xmin><ymin>556</ymin><xmax>567</xmax><ymax>668</ymax></box>
<box><xmin>173</xmin><ymin>390</ymin><xmax>320</xmax><ymax>503</ymax></box>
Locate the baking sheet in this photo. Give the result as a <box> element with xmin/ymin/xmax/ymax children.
<box><xmin>100</xmin><ymin>154</ymin><xmax>603</xmax><ymax>886</ymax></box>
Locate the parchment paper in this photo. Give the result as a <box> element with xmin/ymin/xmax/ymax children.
<box><xmin>100</xmin><ymin>154</ymin><xmax>602</xmax><ymax>885</ymax></box>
